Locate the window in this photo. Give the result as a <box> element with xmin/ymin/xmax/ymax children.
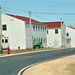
<box><xmin>45</xmin><ymin>38</ymin><xmax>47</xmax><ymax>43</ymax></box>
<box><xmin>67</xmin><ymin>33</ymin><xmax>69</xmax><ymax>36</ymax></box>
<box><xmin>43</xmin><ymin>38</ymin><xmax>45</xmax><ymax>43</ymax></box>
<box><xmin>41</xmin><ymin>26</ymin><xmax>42</xmax><ymax>31</ymax></box>
<box><xmin>3</xmin><ymin>25</ymin><xmax>7</xmax><ymax>31</ymax></box>
<box><xmin>43</xmin><ymin>26</ymin><xmax>44</xmax><ymax>32</ymax></box>
<box><xmin>33</xmin><ymin>25</ymin><xmax>35</xmax><ymax>31</ymax></box>
<box><xmin>36</xmin><ymin>25</ymin><xmax>37</xmax><ymax>31</ymax></box>
<box><xmin>38</xmin><ymin>26</ymin><xmax>40</xmax><ymax>31</ymax></box>
<box><xmin>39</xmin><ymin>26</ymin><xmax>40</xmax><ymax>31</ymax></box>
<box><xmin>33</xmin><ymin>37</ymin><xmax>35</xmax><ymax>45</ymax></box>
<box><xmin>55</xmin><ymin>29</ymin><xmax>58</xmax><ymax>34</ymax></box>
<box><xmin>45</xmin><ymin>27</ymin><xmax>46</xmax><ymax>32</ymax></box>
<box><xmin>47</xmin><ymin>30</ymin><xmax>48</xmax><ymax>34</ymax></box>
<box><xmin>5</xmin><ymin>39</ymin><xmax>8</xmax><ymax>43</ymax></box>
<box><xmin>2</xmin><ymin>39</ymin><xmax>4</xmax><ymax>43</ymax></box>
<box><xmin>41</xmin><ymin>38</ymin><xmax>42</xmax><ymax>43</ymax></box>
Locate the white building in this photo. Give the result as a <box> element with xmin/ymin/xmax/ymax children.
<box><xmin>66</xmin><ymin>26</ymin><xmax>75</xmax><ymax>47</ymax></box>
<box><xmin>1</xmin><ymin>14</ymin><xmax>47</xmax><ymax>50</ymax></box>
<box><xmin>43</xmin><ymin>22</ymin><xmax>66</xmax><ymax>48</ymax></box>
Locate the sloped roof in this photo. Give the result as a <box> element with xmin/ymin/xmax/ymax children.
<box><xmin>43</xmin><ymin>22</ymin><xmax>64</xmax><ymax>28</ymax></box>
<box><xmin>68</xmin><ymin>26</ymin><xmax>75</xmax><ymax>30</ymax></box>
<box><xmin>7</xmin><ymin>14</ymin><xmax>41</xmax><ymax>24</ymax></box>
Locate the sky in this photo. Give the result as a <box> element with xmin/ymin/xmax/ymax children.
<box><xmin>0</xmin><ymin>0</ymin><xmax>75</xmax><ymax>27</ymax></box>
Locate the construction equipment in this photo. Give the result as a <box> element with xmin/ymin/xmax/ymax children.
<box><xmin>33</xmin><ymin>38</ymin><xmax>43</xmax><ymax>49</ymax></box>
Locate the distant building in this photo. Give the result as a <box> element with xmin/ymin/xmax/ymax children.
<box><xmin>66</xmin><ymin>26</ymin><xmax>75</xmax><ymax>47</ymax></box>
<box><xmin>1</xmin><ymin>14</ymin><xmax>47</xmax><ymax>50</ymax></box>
<box><xmin>43</xmin><ymin>22</ymin><xmax>66</xmax><ymax>48</ymax></box>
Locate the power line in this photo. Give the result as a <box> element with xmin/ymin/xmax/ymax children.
<box><xmin>3</xmin><ymin>9</ymin><xmax>27</xmax><ymax>14</ymax></box>
<box><xmin>2</xmin><ymin>7</ymin><xmax>75</xmax><ymax>15</ymax></box>
<box><xmin>2</xmin><ymin>9</ymin><xmax>28</xmax><ymax>15</ymax></box>
<box><xmin>2</xmin><ymin>7</ymin><xmax>28</xmax><ymax>12</ymax></box>
<box><xmin>32</xmin><ymin>13</ymin><xmax>48</xmax><ymax>20</ymax></box>
<box><xmin>33</xmin><ymin>12</ymin><xmax>75</xmax><ymax>15</ymax></box>
<box><xmin>63</xmin><ymin>18</ymin><xmax>75</xmax><ymax>21</ymax></box>
<box><xmin>2</xmin><ymin>7</ymin><xmax>75</xmax><ymax>22</ymax></box>
<box><xmin>2</xmin><ymin>7</ymin><xmax>49</xmax><ymax>21</ymax></box>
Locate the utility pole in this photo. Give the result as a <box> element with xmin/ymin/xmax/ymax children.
<box><xmin>60</xmin><ymin>18</ymin><xmax>63</xmax><ymax>48</ymax></box>
<box><xmin>0</xmin><ymin>6</ymin><xmax>3</xmax><ymax>53</ymax></box>
<box><xmin>29</xmin><ymin>11</ymin><xmax>32</xmax><ymax>49</ymax></box>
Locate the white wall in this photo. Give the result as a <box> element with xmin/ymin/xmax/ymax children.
<box><xmin>2</xmin><ymin>14</ymin><xmax>26</xmax><ymax>50</ymax></box>
<box><xmin>66</xmin><ymin>26</ymin><xmax>75</xmax><ymax>47</ymax></box>
<box><xmin>25</xmin><ymin>23</ymin><xmax>47</xmax><ymax>49</ymax></box>
<box><xmin>32</xmin><ymin>24</ymin><xmax>47</xmax><ymax>48</ymax></box>
<box><xmin>47</xmin><ymin>28</ymin><xmax>61</xmax><ymax>48</ymax></box>
<box><xmin>25</xmin><ymin>23</ymin><xmax>31</xmax><ymax>49</ymax></box>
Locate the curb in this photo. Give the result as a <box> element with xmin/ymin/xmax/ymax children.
<box><xmin>18</xmin><ymin>60</ymin><xmax>51</xmax><ymax>75</ymax></box>
<box><xmin>0</xmin><ymin>48</ymin><xmax>65</xmax><ymax>75</ymax></box>
<box><xmin>17</xmin><ymin>48</ymin><xmax>70</xmax><ymax>75</ymax></box>
<box><xmin>0</xmin><ymin>49</ymin><xmax>58</xmax><ymax>58</ymax></box>
<box><xmin>18</xmin><ymin>54</ymin><xmax>75</xmax><ymax>75</ymax></box>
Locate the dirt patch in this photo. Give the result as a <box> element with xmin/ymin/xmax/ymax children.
<box><xmin>22</xmin><ymin>55</ymin><xmax>75</xmax><ymax>75</ymax></box>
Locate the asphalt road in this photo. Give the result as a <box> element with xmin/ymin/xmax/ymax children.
<box><xmin>0</xmin><ymin>48</ymin><xmax>75</xmax><ymax>75</ymax></box>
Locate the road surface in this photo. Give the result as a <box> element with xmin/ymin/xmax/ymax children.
<box><xmin>0</xmin><ymin>48</ymin><xmax>75</xmax><ymax>75</ymax></box>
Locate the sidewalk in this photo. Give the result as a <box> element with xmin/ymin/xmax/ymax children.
<box><xmin>0</xmin><ymin>47</ymin><xmax>57</xmax><ymax>57</ymax></box>
<box><xmin>0</xmin><ymin>50</ymin><xmax>28</xmax><ymax>57</ymax></box>
<box><xmin>22</xmin><ymin>55</ymin><xmax>75</xmax><ymax>75</ymax></box>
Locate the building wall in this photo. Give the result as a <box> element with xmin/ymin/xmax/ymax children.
<box><xmin>2</xmin><ymin>14</ymin><xmax>26</xmax><ymax>50</ymax></box>
<box><xmin>32</xmin><ymin>24</ymin><xmax>47</xmax><ymax>48</ymax></box>
<box><xmin>25</xmin><ymin>23</ymin><xmax>47</xmax><ymax>49</ymax></box>
<box><xmin>25</xmin><ymin>23</ymin><xmax>31</xmax><ymax>49</ymax></box>
<box><xmin>66</xmin><ymin>26</ymin><xmax>75</xmax><ymax>47</ymax></box>
<box><xmin>47</xmin><ymin>28</ymin><xmax>62</xmax><ymax>48</ymax></box>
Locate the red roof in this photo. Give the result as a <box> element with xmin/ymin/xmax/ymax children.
<box><xmin>7</xmin><ymin>14</ymin><xmax>41</xmax><ymax>24</ymax></box>
<box><xmin>43</xmin><ymin>22</ymin><xmax>63</xmax><ymax>28</ymax></box>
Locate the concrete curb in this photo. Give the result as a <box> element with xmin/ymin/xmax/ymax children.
<box><xmin>17</xmin><ymin>48</ymin><xmax>72</xmax><ymax>75</ymax></box>
<box><xmin>0</xmin><ymin>49</ymin><xmax>58</xmax><ymax>58</ymax></box>
<box><xmin>18</xmin><ymin>60</ymin><xmax>51</xmax><ymax>75</ymax></box>
<box><xmin>18</xmin><ymin>54</ymin><xmax>75</xmax><ymax>75</ymax></box>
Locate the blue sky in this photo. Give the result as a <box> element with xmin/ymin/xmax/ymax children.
<box><xmin>0</xmin><ymin>0</ymin><xmax>75</xmax><ymax>27</ymax></box>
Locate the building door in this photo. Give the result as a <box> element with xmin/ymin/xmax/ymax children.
<box><xmin>66</xmin><ymin>39</ymin><xmax>71</xmax><ymax>47</ymax></box>
<box><xmin>53</xmin><ymin>40</ymin><xmax>59</xmax><ymax>48</ymax></box>
<box><xmin>2</xmin><ymin>37</ymin><xmax>9</xmax><ymax>49</ymax></box>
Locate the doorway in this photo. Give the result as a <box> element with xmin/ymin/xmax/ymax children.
<box><xmin>2</xmin><ymin>37</ymin><xmax>9</xmax><ymax>49</ymax></box>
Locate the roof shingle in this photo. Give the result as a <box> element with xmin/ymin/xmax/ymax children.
<box><xmin>43</xmin><ymin>22</ymin><xmax>63</xmax><ymax>28</ymax></box>
<box><xmin>7</xmin><ymin>14</ymin><xmax>41</xmax><ymax>24</ymax></box>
